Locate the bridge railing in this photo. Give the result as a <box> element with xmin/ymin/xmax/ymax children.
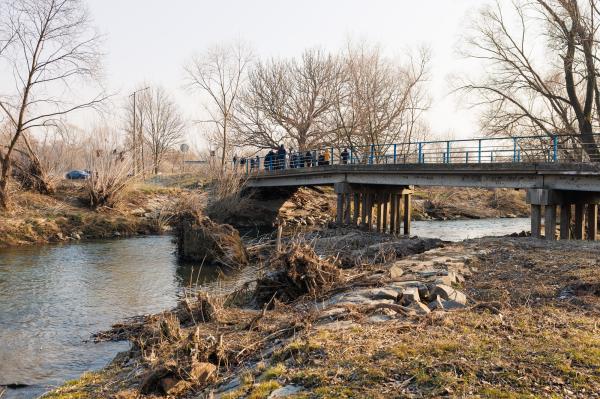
<box><xmin>235</xmin><ymin>134</ymin><xmax>600</xmax><ymax>174</ymax></box>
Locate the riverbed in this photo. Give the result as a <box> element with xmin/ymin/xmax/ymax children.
<box><xmin>0</xmin><ymin>218</ymin><xmax>530</xmax><ymax>398</ymax></box>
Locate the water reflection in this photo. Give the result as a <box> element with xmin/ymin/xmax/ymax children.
<box><xmin>0</xmin><ymin>236</ymin><xmax>232</xmax><ymax>399</ymax></box>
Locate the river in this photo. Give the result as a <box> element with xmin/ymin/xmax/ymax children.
<box><xmin>0</xmin><ymin>218</ymin><xmax>529</xmax><ymax>398</ymax></box>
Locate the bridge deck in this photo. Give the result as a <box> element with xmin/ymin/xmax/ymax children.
<box><xmin>246</xmin><ymin>162</ymin><xmax>600</xmax><ymax>191</ymax></box>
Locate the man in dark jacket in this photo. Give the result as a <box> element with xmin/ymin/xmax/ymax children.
<box><xmin>341</xmin><ymin>148</ymin><xmax>349</xmax><ymax>164</ymax></box>
<box><xmin>277</xmin><ymin>144</ymin><xmax>287</xmax><ymax>170</ymax></box>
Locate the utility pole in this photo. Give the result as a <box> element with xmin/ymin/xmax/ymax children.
<box><xmin>129</xmin><ymin>86</ymin><xmax>150</xmax><ymax>177</ymax></box>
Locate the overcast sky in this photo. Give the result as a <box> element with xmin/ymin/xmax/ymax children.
<box><xmin>85</xmin><ymin>0</ymin><xmax>486</xmax><ymax>145</ymax></box>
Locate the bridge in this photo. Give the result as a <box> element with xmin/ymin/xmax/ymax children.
<box><xmin>242</xmin><ymin>135</ymin><xmax>600</xmax><ymax>241</ymax></box>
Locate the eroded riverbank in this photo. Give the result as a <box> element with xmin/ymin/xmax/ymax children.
<box><xmin>40</xmin><ymin>230</ymin><xmax>600</xmax><ymax>399</ymax></box>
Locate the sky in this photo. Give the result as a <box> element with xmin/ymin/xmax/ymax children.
<box><xmin>21</xmin><ymin>0</ymin><xmax>492</xmax><ymax>147</ymax></box>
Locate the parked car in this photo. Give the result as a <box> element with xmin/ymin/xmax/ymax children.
<box><xmin>65</xmin><ymin>170</ymin><xmax>90</xmax><ymax>180</ymax></box>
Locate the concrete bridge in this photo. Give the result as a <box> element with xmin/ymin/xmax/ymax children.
<box><xmin>243</xmin><ymin>136</ymin><xmax>600</xmax><ymax>240</ymax></box>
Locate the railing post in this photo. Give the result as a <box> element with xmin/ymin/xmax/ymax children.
<box><xmin>370</xmin><ymin>144</ymin><xmax>374</xmax><ymax>165</ymax></box>
<box><xmin>349</xmin><ymin>147</ymin><xmax>353</xmax><ymax>164</ymax></box>
<box><xmin>553</xmin><ymin>135</ymin><xmax>558</xmax><ymax>162</ymax></box>
<box><xmin>446</xmin><ymin>141</ymin><xmax>451</xmax><ymax>164</ymax></box>
<box><xmin>513</xmin><ymin>138</ymin><xmax>517</xmax><ymax>162</ymax></box>
<box><xmin>478</xmin><ymin>139</ymin><xmax>482</xmax><ymax>163</ymax></box>
<box><xmin>466</xmin><ymin>151</ymin><xmax>469</xmax><ymax>164</ymax></box>
<box><xmin>393</xmin><ymin>144</ymin><xmax>397</xmax><ymax>164</ymax></box>
<box><xmin>418</xmin><ymin>142</ymin><xmax>423</xmax><ymax>164</ymax></box>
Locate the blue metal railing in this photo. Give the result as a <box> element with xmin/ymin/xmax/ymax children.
<box><xmin>233</xmin><ymin>134</ymin><xmax>600</xmax><ymax>174</ymax></box>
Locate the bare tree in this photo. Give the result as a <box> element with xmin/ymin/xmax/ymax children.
<box><xmin>137</xmin><ymin>87</ymin><xmax>185</xmax><ymax>174</ymax></box>
<box><xmin>0</xmin><ymin>0</ymin><xmax>105</xmax><ymax>209</ymax></box>
<box><xmin>185</xmin><ymin>42</ymin><xmax>253</xmax><ymax>168</ymax></box>
<box><xmin>332</xmin><ymin>42</ymin><xmax>430</xmax><ymax>161</ymax></box>
<box><xmin>238</xmin><ymin>49</ymin><xmax>342</xmax><ymax>152</ymax></box>
<box><xmin>460</xmin><ymin>0</ymin><xmax>600</xmax><ymax>160</ymax></box>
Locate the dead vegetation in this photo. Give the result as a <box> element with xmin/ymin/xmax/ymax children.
<box><xmin>255</xmin><ymin>243</ymin><xmax>342</xmax><ymax>305</ymax></box>
<box><xmin>50</xmin><ymin>236</ymin><xmax>600</xmax><ymax>399</ymax></box>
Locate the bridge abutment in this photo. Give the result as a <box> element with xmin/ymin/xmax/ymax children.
<box><xmin>334</xmin><ymin>183</ymin><xmax>413</xmax><ymax>235</ymax></box>
<box><xmin>527</xmin><ymin>189</ymin><xmax>600</xmax><ymax>241</ymax></box>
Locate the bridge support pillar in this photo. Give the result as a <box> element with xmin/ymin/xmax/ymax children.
<box><xmin>531</xmin><ymin>205</ymin><xmax>542</xmax><ymax>239</ymax></box>
<box><xmin>528</xmin><ymin>189</ymin><xmax>600</xmax><ymax>241</ymax></box>
<box><xmin>545</xmin><ymin>205</ymin><xmax>557</xmax><ymax>241</ymax></box>
<box><xmin>353</xmin><ymin>193</ymin><xmax>360</xmax><ymax>226</ymax></box>
<box><xmin>390</xmin><ymin>193</ymin><xmax>397</xmax><ymax>234</ymax></box>
<box><xmin>574</xmin><ymin>204</ymin><xmax>586</xmax><ymax>240</ymax></box>
<box><xmin>588</xmin><ymin>204</ymin><xmax>598</xmax><ymax>241</ymax></box>
<box><xmin>560</xmin><ymin>204</ymin><xmax>571</xmax><ymax>240</ymax></box>
<box><xmin>344</xmin><ymin>194</ymin><xmax>352</xmax><ymax>225</ymax></box>
<box><xmin>403</xmin><ymin>193</ymin><xmax>412</xmax><ymax>236</ymax></box>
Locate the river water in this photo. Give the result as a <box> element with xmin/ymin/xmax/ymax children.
<box><xmin>0</xmin><ymin>218</ymin><xmax>529</xmax><ymax>398</ymax></box>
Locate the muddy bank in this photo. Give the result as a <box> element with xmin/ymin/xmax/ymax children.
<box><xmin>43</xmin><ymin>229</ymin><xmax>600</xmax><ymax>398</ymax></box>
<box><xmin>0</xmin><ymin>181</ymin><xmax>187</xmax><ymax>248</ymax></box>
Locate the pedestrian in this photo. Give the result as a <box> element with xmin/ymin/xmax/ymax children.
<box><xmin>277</xmin><ymin>144</ymin><xmax>287</xmax><ymax>170</ymax></box>
<box><xmin>323</xmin><ymin>149</ymin><xmax>331</xmax><ymax>165</ymax></box>
<box><xmin>341</xmin><ymin>148</ymin><xmax>349</xmax><ymax>164</ymax></box>
<box><xmin>304</xmin><ymin>150</ymin><xmax>312</xmax><ymax>167</ymax></box>
<box><xmin>317</xmin><ymin>152</ymin><xmax>325</xmax><ymax>166</ymax></box>
<box><xmin>255</xmin><ymin>155</ymin><xmax>260</xmax><ymax>170</ymax></box>
<box><xmin>265</xmin><ymin>150</ymin><xmax>275</xmax><ymax>170</ymax></box>
<box><xmin>232</xmin><ymin>155</ymin><xmax>238</xmax><ymax>167</ymax></box>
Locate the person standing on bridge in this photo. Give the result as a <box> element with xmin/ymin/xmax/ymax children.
<box><xmin>323</xmin><ymin>149</ymin><xmax>331</xmax><ymax>165</ymax></box>
<box><xmin>341</xmin><ymin>148</ymin><xmax>349</xmax><ymax>164</ymax></box>
<box><xmin>304</xmin><ymin>150</ymin><xmax>312</xmax><ymax>167</ymax></box>
<box><xmin>277</xmin><ymin>144</ymin><xmax>287</xmax><ymax>170</ymax></box>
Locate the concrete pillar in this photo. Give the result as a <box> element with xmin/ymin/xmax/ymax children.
<box><xmin>382</xmin><ymin>193</ymin><xmax>389</xmax><ymax>234</ymax></box>
<box><xmin>376</xmin><ymin>195</ymin><xmax>382</xmax><ymax>232</ymax></box>
<box><xmin>559</xmin><ymin>204</ymin><xmax>571</xmax><ymax>240</ymax></box>
<box><xmin>531</xmin><ymin>205</ymin><xmax>542</xmax><ymax>239</ymax></box>
<box><xmin>353</xmin><ymin>193</ymin><xmax>360</xmax><ymax>226</ymax></box>
<box><xmin>587</xmin><ymin>204</ymin><xmax>598</xmax><ymax>241</ymax></box>
<box><xmin>361</xmin><ymin>193</ymin><xmax>368</xmax><ymax>229</ymax></box>
<box><xmin>390</xmin><ymin>194</ymin><xmax>397</xmax><ymax>235</ymax></box>
<box><xmin>403</xmin><ymin>193</ymin><xmax>412</xmax><ymax>236</ymax></box>
<box><xmin>396</xmin><ymin>194</ymin><xmax>402</xmax><ymax>235</ymax></box>
<box><xmin>544</xmin><ymin>205</ymin><xmax>557</xmax><ymax>241</ymax></box>
<box><xmin>574</xmin><ymin>203</ymin><xmax>586</xmax><ymax>240</ymax></box>
<box><xmin>366</xmin><ymin>193</ymin><xmax>373</xmax><ymax>231</ymax></box>
<box><xmin>344</xmin><ymin>194</ymin><xmax>352</xmax><ymax>225</ymax></box>
<box><xmin>336</xmin><ymin>193</ymin><xmax>344</xmax><ymax>225</ymax></box>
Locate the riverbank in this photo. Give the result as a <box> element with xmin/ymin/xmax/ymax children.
<box><xmin>43</xmin><ymin>233</ymin><xmax>600</xmax><ymax>398</ymax></box>
<box><xmin>0</xmin><ymin>180</ymin><xmax>192</xmax><ymax>248</ymax></box>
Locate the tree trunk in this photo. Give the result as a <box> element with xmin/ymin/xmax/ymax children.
<box><xmin>0</xmin><ymin>157</ymin><xmax>11</xmax><ymax>210</ymax></box>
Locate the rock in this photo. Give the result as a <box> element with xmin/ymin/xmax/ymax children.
<box><xmin>416</xmin><ymin>269</ymin><xmax>448</xmax><ymax>278</ymax></box>
<box><xmin>431</xmin><ymin>284</ymin><xmax>467</xmax><ymax>305</ymax></box>
<box><xmin>400</xmin><ymin>287</ymin><xmax>420</xmax><ymax>305</ymax></box>
<box><xmin>175</xmin><ymin>212</ymin><xmax>248</xmax><ymax>267</ymax></box>
<box><xmin>428</xmin><ymin>296</ymin><xmax>445</xmax><ymax>311</ymax></box>
<box><xmin>354</xmin><ymin>287</ymin><xmax>399</xmax><ymax>301</ymax></box>
<box><xmin>268</xmin><ymin>385</ymin><xmax>303</xmax><ymax>398</ymax></box>
<box><xmin>71</xmin><ymin>232</ymin><xmax>81</xmax><ymax>240</ymax></box>
<box><xmin>389</xmin><ymin>264</ymin><xmax>404</xmax><ymax>279</ymax></box>
<box><xmin>317</xmin><ymin>307</ymin><xmax>347</xmax><ymax>321</ymax></box>
<box><xmin>190</xmin><ymin>362</ymin><xmax>217</xmax><ymax>384</ymax></box>
<box><xmin>408</xmin><ymin>301</ymin><xmax>431</xmax><ymax>315</ymax></box>
<box><xmin>442</xmin><ymin>300</ymin><xmax>467</xmax><ymax>310</ymax></box>
<box><xmin>215</xmin><ymin>377</ymin><xmax>241</xmax><ymax>394</ymax></box>
<box><xmin>112</xmin><ymin>231</ymin><xmax>121</xmax><ymax>237</ymax></box>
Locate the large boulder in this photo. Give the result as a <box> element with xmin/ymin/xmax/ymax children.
<box><xmin>175</xmin><ymin>211</ymin><xmax>248</xmax><ymax>267</ymax></box>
